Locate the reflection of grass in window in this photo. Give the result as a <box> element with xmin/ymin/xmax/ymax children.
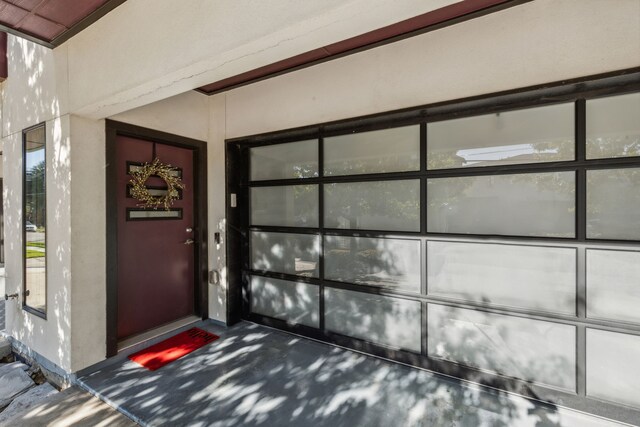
<box><xmin>28</xmin><ymin>242</ymin><xmax>45</xmax><ymax>248</ymax></box>
<box><xmin>26</xmin><ymin>249</ymin><xmax>45</xmax><ymax>259</ymax></box>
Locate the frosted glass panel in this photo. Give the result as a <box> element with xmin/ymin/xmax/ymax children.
<box><xmin>427</xmin><ymin>172</ymin><xmax>575</xmax><ymax>237</ymax></box>
<box><xmin>324</xmin><ymin>180</ymin><xmax>420</xmax><ymax>231</ymax></box>
<box><xmin>251</xmin><ymin>185</ymin><xmax>318</xmax><ymax>227</ymax></box>
<box><xmin>586</xmin><ymin>92</ymin><xmax>640</xmax><ymax>159</ymax></box>
<box><xmin>427</xmin><ymin>103</ymin><xmax>574</xmax><ymax>169</ymax></box>
<box><xmin>587</xmin><ymin>168</ymin><xmax>640</xmax><ymax>240</ymax></box>
<box><xmin>251</xmin><ymin>232</ymin><xmax>320</xmax><ymax>277</ymax></box>
<box><xmin>428</xmin><ymin>241</ymin><xmax>576</xmax><ymax>314</ymax></box>
<box><xmin>324</xmin><ymin>236</ymin><xmax>421</xmax><ymax>292</ymax></box>
<box><xmin>428</xmin><ymin>304</ymin><xmax>576</xmax><ymax>390</ymax></box>
<box><xmin>587</xmin><ymin>329</ymin><xmax>640</xmax><ymax>408</ymax></box>
<box><xmin>128</xmin><ymin>209</ymin><xmax>182</xmax><ymax>220</ymax></box>
<box><xmin>325</xmin><ymin>288</ymin><xmax>421</xmax><ymax>352</ymax></box>
<box><xmin>250</xmin><ymin>140</ymin><xmax>318</xmax><ymax>180</ymax></box>
<box><xmin>587</xmin><ymin>249</ymin><xmax>640</xmax><ymax>323</ymax></box>
<box><xmin>250</xmin><ymin>276</ymin><xmax>319</xmax><ymax>327</ymax></box>
<box><xmin>324</xmin><ymin>126</ymin><xmax>420</xmax><ymax>175</ymax></box>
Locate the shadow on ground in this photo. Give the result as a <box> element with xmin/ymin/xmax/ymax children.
<box><xmin>79</xmin><ymin>322</ymin><xmax>623</xmax><ymax>427</ymax></box>
<box><xmin>0</xmin><ymin>386</ymin><xmax>136</xmax><ymax>426</ymax></box>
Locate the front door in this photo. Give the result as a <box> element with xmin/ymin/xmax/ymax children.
<box><xmin>115</xmin><ymin>135</ymin><xmax>196</xmax><ymax>340</ymax></box>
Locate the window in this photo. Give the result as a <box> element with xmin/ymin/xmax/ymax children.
<box><xmin>324</xmin><ymin>179</ymin><xmax>420</xmax><ymax>232</ymax></box>
<box><xmin>586</xmin><ymin>168</ymin><xmax>640</xmax><ymax>240</ymax></box>
<box><xmin>586</xmin><ymin>92</ymin><xmax>640</xmax><ymax>159</ymax></box>
<box><xmin>324</xmin><ymin>125</ymin><xmax>420</xmax><ymax>175</ymax></box>
<box><xmin>586</xmin><ymin>249</ymin><xmax>640</xmax><ymax>323</ymax></box>
<box><xmin>586</xmin><ymin>329</ymin><xmax>640</xmax><ymax>408</ymax></box>
<box><xmin>427</xmin><ymin>103</ymin><xmax>574</xmax><ymax>169</ymax></box>
<box><xmin>250</xmin><ymin>184</ymin><xmax>318</xmax><ymax>227</ymax></box>
<box><xmin>250</xmin><ymin>139</ymin><xmax>318</xmax><ymax>181</ymax></box>
<box><xmin>427</xmin><ymin>172</ymin><xmax>575</xmax><ymax>237</ymax></box>
<box><xmin>427</xmin><ymin>241</ymin><xmax>576</xmax><ymax>314</ymax></box>
<box><xmin>23</xmin><ymin>124</ymin><xmax>47</xmax><ymax>317</ymax></box>
<box><xmin>428</xmin><ymin>303</ymin><xmax>576</xmax><ymax>390</ymax></box>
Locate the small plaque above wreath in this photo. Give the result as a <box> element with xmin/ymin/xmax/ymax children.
<box><xmin>129</xmin><ymin>158</ymin><xmax>185</xmax><ymax>210</ymax></box>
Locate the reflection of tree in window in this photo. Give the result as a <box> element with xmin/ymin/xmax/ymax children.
<box><xmin>324</xmin><ymin>126</ymin><xmax>420</xmax><ymax>176</ymax></box>
<box><xmin>428</xmin><ymin>138</ymin><xmax>574</xmax><ymax>169</ymax></box>
<box><xmin>26</xmin><ymin>159</ymin><xmax>46</xmax><ymax>229</ymax></box>
<box><xmin>586</xmin><ymin>92</ymin><xmax>640</xmax><ymax>160</ymax></box>
<box><xmin>324</xmin><ymin>180</ymin><xmax>420</xmax><ymax>231</ymax></box>
<box><xmin>250</xmin><ymin>140</ymin><xmax>318</xmax><ymax>180</ymax></box>
<box><xmin>428</xmin><ymin>103</ymin><xmax>575</xmax><ymax>170</ymax></box>
<box><xmin>587</xmin><ymin>168</ymin><xmax>640</xmax><ymax>240</ymax></box>
<box><xmin>24</xmin><ymin>125</ymin><xmax>47</xmax><ymax>315</ymax></box>
<box><xmin>428</xmin><ymin>173</ymin><xmax>575</xmax><ymax>237</ymax></box>
<box><xmin>292</xmin><ymin>185</ymin><xmax>317</xmax><ymax>225</ymax></box>
<box><xmin>587</xmin><ymin>135</ymin><xmax>640</xmax><ymax>159</ymax></box>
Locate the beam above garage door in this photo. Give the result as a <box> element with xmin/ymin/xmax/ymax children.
<box><xmin>196</xmin><ymin>0</ymin><xmax>531</xmax><ymax>95</ymax></box>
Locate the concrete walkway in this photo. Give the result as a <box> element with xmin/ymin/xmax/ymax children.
<box><xmin>0</xmin><ymin>386</ymin><xmax>137</xmax><ymax>426</ymax></box>
<box><xmin>78</xmin><ymin>321</ymin><xmax>631</xmax><ymax>427</ymax></box>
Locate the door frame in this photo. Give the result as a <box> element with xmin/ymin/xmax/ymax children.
<box><xmin>105</xmin><ymin>120</ymin><xmax>208</xmax><ymax>357</ymax></box>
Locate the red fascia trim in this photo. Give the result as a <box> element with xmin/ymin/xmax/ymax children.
<box><xmin>199</xmin><ymin>48</ymin><xmax>330</xmax><ymax>94</ymax></box>
<box><xmin>0</xmin><ymin>32</ymin><xmax>7</xmax><ymax>81</ymax></box>
<box><xmin>197</xmin><ymin>0</ymin><xmax>515</xmax><ymax>94</ymax></box>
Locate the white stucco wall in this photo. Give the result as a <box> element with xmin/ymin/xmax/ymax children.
<box><xmin>68</xmin><ymin>115</ymin><xmax>106</xmax><ymax>371</ymax></box>
<box><xmin>64</xmin><ymin>0</ymin><xmax>458</xmax><ymax>119</ymax></box>
<box><xmin>224</xmin><ymin>0</ymin><xmax>640</xmax><ymax>138</ymax></box>
<box><xmin>208</xmin><ymin>94</ymin><xmax>227</xmax><ymax>322</ymax></box>
<box><xmin>2</xmin><ymin>115</ymin><xmax>72</xmax><ymax>372</ymax></box>
<box><xmin>1</xmin><ymin>34</ymin><xmax>73</xmax><ymax>371</ymax></box>
<box><xmin>109</xmin><ymin>91</ymin><xmax>209</xmax><ymax>142</ymax></box>
<box><xmin>2</xmin><ymin>36</ymin><xmax>69</xmax><ymax>137</ymax></box>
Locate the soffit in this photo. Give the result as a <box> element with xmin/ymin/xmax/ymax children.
<box><xmin>0</xmin><ymin>0</ymin><xmax>126</xmax><ymax>47</ymax></box>
<box><xmin>196</xmin><ymin>0</ymin><xmax>528</xmax><ymax>95</ymax></box>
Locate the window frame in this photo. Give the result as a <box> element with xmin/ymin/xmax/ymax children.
<box><xmin>22</xmin><ymin>122</ymin><xmax>47</xmax><ymax>319</ymax></box>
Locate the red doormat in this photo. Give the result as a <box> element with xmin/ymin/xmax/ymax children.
<box><xmin>128</xmin><ymin>328</ymin><xmax>220</xmax><ymax>371</ymax></box>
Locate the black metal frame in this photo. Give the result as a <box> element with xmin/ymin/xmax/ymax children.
<box><xmin>105</xmin><ymin>120</ymin><xmax>209</xmax><ymax>357</ymax></box>
<box><xmin>22</xmin><ymin>122</ymin><xmax>47</xmax><ymax>319</ymax></box>
<box><xmin>226</xmin><ymin>68</ymin><xmax>640</xmax><ymax>425</ymax></box>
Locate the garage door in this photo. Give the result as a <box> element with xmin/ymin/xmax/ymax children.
<box><xmin>228</xmin><ymin>78</ymin><xmax>640</xmax><ymax>423</ymax></box>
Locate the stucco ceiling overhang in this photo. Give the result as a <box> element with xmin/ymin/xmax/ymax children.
<box><xmin>195</xmin><ymin>0</ymin><xmax>527</xmax><ymax>95</ymax></box>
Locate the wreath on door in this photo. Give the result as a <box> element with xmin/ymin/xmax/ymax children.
<box><xmin>129</xmin><ymin>158</ymin><xmax>185</xmax><ymax>210</ymax></box>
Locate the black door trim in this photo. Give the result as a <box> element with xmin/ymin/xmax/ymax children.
<box><xmin>105</xmin><ymin>120</ymin><xmax>208</xmax><ymax>357</ymax></box>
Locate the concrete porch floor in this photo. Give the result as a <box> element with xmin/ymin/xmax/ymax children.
<box><xmin>78</xmin><ymin>321</ymin><xmax>629</xmax><ymax>427</ymax></box>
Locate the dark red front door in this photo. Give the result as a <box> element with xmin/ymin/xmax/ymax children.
<box><xmin>116</xmin><ymin>135</ymin><xmax>195</xmax><ymax>340</ymax></box>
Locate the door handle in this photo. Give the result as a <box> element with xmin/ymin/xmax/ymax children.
<box><xmin>184</xmin><ymin>239</ymin><xmax>195</xmax><ymax>245</ymax></box>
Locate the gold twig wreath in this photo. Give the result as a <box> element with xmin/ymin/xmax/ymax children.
<box><xmin>129</xmin><ymin>158</ymin><xmax>185</xmax><ymax>210</ymax></box>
